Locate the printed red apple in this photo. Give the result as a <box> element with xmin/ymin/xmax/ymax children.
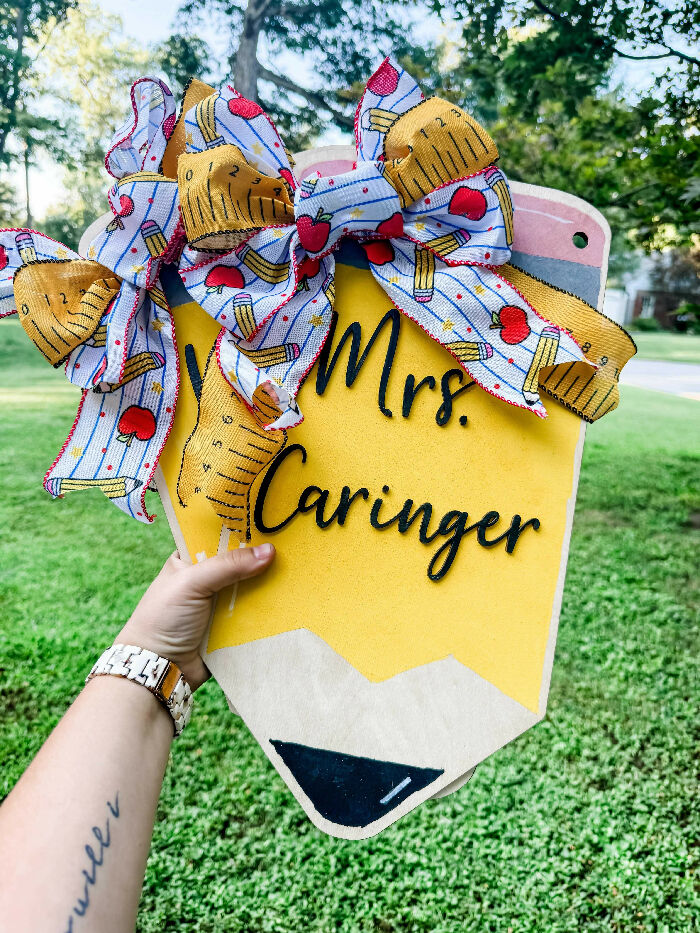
<box><xmin>0</xmin><ymin>245</ymin><xmax>8</xmax><ymax>272</ymax></box>
<box><xmin>296</xmin><ymin>256</ymin><xmax>321</xmax><ymax>290</ymax></box>
<box><xmin>205</xmin><ymin>265</ymin><xmax>245</xmax><ymax>294</ymax></box>
<box><xmin>375</xmin><ymin>212</ymin><xmax>403</xmax><ymax>238</ymax></box>
<box><xmin>490</xmin><ymin>305</ymin><xmax>531</xmax><ymax>345</ymax></box>
<box><xmin>117</xmin><ymin>405</ymin><xmax>157</xmax><ymax>446</ymax></box>
<box><xmin>362</xmin><ymin>240</ymin><xmax>395</xmax><ymax>266</ymax></box>
<box><xmin>448</xmin><ymin>186</ymin><xmax>487</xmax><ymax>221</ymax></box>
<box><xmin>106</xmin><ymin>194</ymin><xmax>135</xmax><ymax>232</ymax></box>
<box><xmin>228</xmin><ymin>97</ymin><xmax>264</xmax><ymax>120</ymax></box>
<box><xmin>296</xmin><ymin>207</ymin><xmax>332</xmax><ymax>253</ymax></box>
<box><xmin>367</xmin><ymin>60</ymin><xmax>400</xmax><ymax>96</ymax></box>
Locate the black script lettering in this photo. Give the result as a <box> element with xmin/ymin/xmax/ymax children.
<box><xmin>254</xmin><ymin>443</ymin><xmax>307</xmax><ymax>532</ymax></box>
<box><xmin>402</xmin><ymin>374</ymin><xmax>436</xmax><ymax>418</ymax></box>
<box><xmin>436</xmin><ymin>369</ymin><xmax>476</xmax><ymax>427</ymax></box>
<box><xmin>315</xmin><ymin>309</ymin><xmax>400</xmax><ymax>417</ymax></box>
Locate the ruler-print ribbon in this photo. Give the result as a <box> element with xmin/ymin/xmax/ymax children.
<box><xmin>0</xmin><ymin>58</ymin><xmax>635</xmax><ymax>536</ymax></box>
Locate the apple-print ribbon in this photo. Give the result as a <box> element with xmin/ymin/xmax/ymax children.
<box><xmin>0</xmin><ymin>78</ymin><xmax>181</xmax><ymax>523</ymax></box>
<box><xmin>177</xmin><ymin>56</ymin><xmax>591</xmax><ymax>433</ymax></box>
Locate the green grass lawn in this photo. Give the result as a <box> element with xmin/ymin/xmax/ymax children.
<box><xmin>1</xmin><ymin>317</ymin><xmax>699</xmax><ymax>932</ymax></box>
<box><xmin>629</xmin><ymin>330</ymin><xmax>700</xmax><ymax>365</ymax></box>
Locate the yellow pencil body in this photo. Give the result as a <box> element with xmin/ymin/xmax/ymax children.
<box><xmin>424</xmin><ymin>229</ymin><xmax>469</xmax><ymax>257</ymax></box>
<box><xmin>234</xmin><ymin>293</ymin><xmax>256</xmax><ymax>340</ymax></box>
<box><xmin>195</xmin><ymin>92</ymin><xmax>224</xmax><ymax>148</ymax></box>
<box><xmin>240</xmin><ymin>342</ymin><xmax>300</xmax><ymax>368</ymax></box>
<box><xmin>48</xmin><ymin>476</ymin><xmax>141</xmax><ymax>499</ymax></box>
<box><xmin>523</xmin><ymin>326</ymin><xmax>560</xmax><ymax>404</ymax></box>
<box><xmin>447</xmin><ymin>340</ymin><xmax>494</xmax><ymax>363</ymax></box>
<box><xmin>93</xmin><ymin>351</ymin><xmax>165</xmax><ymax>393</ymax></box>
<box><xmin>236</xmin><ymin>244</ymin><xmax>291</xmax><ymax>284</ymax></box>
<box><xmin>368</xmin><ymin>107</ymin><xmax>398</xmax><ymax>133</ymax></box>
<box><xmin>413</xmin><ymin>246</ymin><xmax>435</xmax><ymax>302</ymax></box>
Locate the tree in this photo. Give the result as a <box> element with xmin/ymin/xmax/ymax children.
<box><xmin>155</xmin><ymin>33</ymin><xmax>215</xmax><ymax>97</ymax></box>
<box><xmin>28</xmin><ymin>0</ymin><xmax>155</xmax><ymax>248</ymax></box>
<box><xmin>0</xmin><ymin>0</ymin><xmax>77</xmax><ymax>164</ymax></box>
<box><xmin>437</xmin><ymin>0</ymin><xmax>699</xmax><ymax>251</ymax></box>
<box><xmin>172</xmin><ymin>0</ymin><xmax>431</xmax><ymax>148</ymax></box>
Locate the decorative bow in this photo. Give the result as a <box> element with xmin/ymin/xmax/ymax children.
<box><xmin>0</xmin><ymin>78</ymin><xmax>180</xmax><ymax>522</ymax></box>
<box><xmin>177</xmin><ymin>60</ymin><xmax>587</xmax><ymax>430</ymax></box>
<box><xmin>0</xmin><ymin>58</ymin><xmax>636</xmax><ymax>539</ymax></box>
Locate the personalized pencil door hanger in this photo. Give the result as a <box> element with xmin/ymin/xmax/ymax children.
<box><xmin>1</xmin><ymin>58</ymin><xmax>636</xmax><ymax>840</ymax></box>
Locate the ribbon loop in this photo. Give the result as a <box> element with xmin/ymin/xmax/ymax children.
<box><xmin>179</xmin><ymin>144</ymin><xmax>295</xmax><ymax>250</ymax></box>
<box><xmin>383</xmin><ymin>98</ymin><xmax>499</xmax><ymax>206</ymax></box>
<box><xmin>105</xmin><ymin>78</ymin><xmax>176</xmax><ymax>179</ymax></box>
<box><xmin>294</xmin><ymin>161</ymin><xmax>402</xmax><ymax>257</ymax></box>
<box><xmin>14</xmin><ymin>259</ymin><xmax>116</xmax><ymax>365</ymax></box>
<box><xmin>87</xmin><ymin>172</ymin><xmax>180</xmax><ymax>288</ymax></box>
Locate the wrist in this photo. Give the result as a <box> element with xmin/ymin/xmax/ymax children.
<box><xmin>115</xmin><ymin>622</ymin><xmax>207</xmax><ymax>692</ymax></box>
<box><xmin>87</xmin><ymin>643</ymin><xmax>194</xmax><ymax>737</ymax></box>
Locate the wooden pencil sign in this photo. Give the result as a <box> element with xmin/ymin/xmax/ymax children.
<box><xmin>4</xmin><ymin>61</ymin><xmax>636</xmax><ymax>841</ymax></box>
<box><xmin>152</xmin><ymin>141</ymin><xmax>615</xmax><ymax>839</ymax></box>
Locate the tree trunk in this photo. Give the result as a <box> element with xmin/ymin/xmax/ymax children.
<box><xmin>232</xmin><ymin>0</ymin><xmax>262</xmax><ymax>100</ymax></box>
<box><xmin>0</xmin><ymin>0</ymin><xmax>27</xmax><ymax>161</ymax></box>
<box><xmin>24</xmin><ymin>143</ymin><xmax>32</xmax><ymax>227</ymax></box>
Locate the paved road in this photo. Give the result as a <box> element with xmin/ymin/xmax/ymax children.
<box><xmin>620</xmin><ymin>359</ymin><xmax>700</xmax><ymax>401</ymax></box>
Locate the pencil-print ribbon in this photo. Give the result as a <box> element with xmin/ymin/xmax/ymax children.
<box><xmin>177</xmin><ymin>58</ymin><xmax>589</xmax><ymax>431</ymax></box>
<box><xmin>0</xmin><ymin>78</ymin><xmax>180</xmax><ymax>522</ymax></box>
<box><xmin>0</xmin><ymin>59</ymin><xmax>635</xmax><ymax>535</ymax></box>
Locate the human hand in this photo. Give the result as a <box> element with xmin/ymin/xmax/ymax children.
<box><xmin>116</xmin><ymin>544</ymin><xmax>275</xmax><ymax>690</ymax></box>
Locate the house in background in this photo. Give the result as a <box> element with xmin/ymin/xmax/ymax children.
<box><xmin>604</xmin><ymin>251</ymin><xmax>700</xmax><ymax>329</ymax></box>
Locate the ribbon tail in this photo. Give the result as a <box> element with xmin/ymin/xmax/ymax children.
<box><xmin>45</xmin><ymin>287</ymin><xmax>178</xmax><ymax>523</ymax></box>
<box><xmin>498</xmin><ymin>263</ymin><xmax>636</xmax><ymax>421</ymax></box>
<box><xmin>176</xmin><ymin>338</ymin><xmax>286</xmax><ymax>541</ymax></box>
<box><xmin>368</xmin><ymin>239</ymin><xmax>588</xmax><ymax>417</ymax></box>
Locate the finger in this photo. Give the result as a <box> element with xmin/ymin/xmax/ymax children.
<box><xmin>155</xmin><ymin>551</ymin><xmax>184</xmax><ymax>581</ymax></box>
<box><xmin>182</xmin><ymin>544</ymin><xmax>275</xmax><ymax>597</ymax></box>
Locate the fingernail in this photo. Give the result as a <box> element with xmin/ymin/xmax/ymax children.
<box><xmin>253</xmin><ymin>543</ymin><xmax>274</xmax><ymax>560</ymax></box>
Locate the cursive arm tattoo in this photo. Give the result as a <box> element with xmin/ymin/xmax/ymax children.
<box><xmin>63</xmin><ymin>792</ymin><xmax>120</xmax><ymax>933</ymax></box>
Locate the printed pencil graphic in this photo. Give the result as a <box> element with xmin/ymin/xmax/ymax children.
<box><xmin>446</xmin><ymin>340</ymin><xmax>494</xmax><ymax>363</ymax></box>
<box><xmin>233</xmin><ymin>293</ymin><xmax>256</xmax><ymax>340</ymax></box>
<box><xmin>140</xmin><ymin>219</ymin><xmax>168</xmax><ymax>258</ymax></box>
<box><xmin>485</xmin><ymin>167</ymin><xmax>514</xmax><ymax>246</ymax></box>
<box><xmin>424</xmin><ymin>229</ymin><xmax>470</xmax><ymax>257</ymax></box>
<box><xmin>413</xmin><ymin>245</ymin><xmax>435</xmax><ymax>303</ymax></box>
<box><xmin>147</xmin><ymin>285</ymin><xmax>169</xmax><ymax>310</ymax></box>
<box><xmin>93</xmin><ymin>351</ymin><xmax>165</xmax><ymax>393</ymax></box>
<box><xmin>45</xmin><ymin>476</ymin><xmax>142</xmax><ymax>499</ymax></box>
<box><xmin>368</xmin><ymin>107</ymin><xmax>398</xmax><ymax>133</ymax></box>
<box><xmin>322</xmin><ymin>272</ymin><xmax>335</xmax><ymax>304</ymax></box>
<box><xmin>87</xmin><ymin>324</ymin><xmax>107</xmax><ymax>347</ymax></box>
<box><xmin>235</xmin><ymin>243</ymin><xmax>290</xmax><ymax>284</ymax></box>
<box><xmin>195</xmin><ymin>93</ymin><xmax>224</xmax><ymax>148</ymax></box>
<box><xmin>15</xmin><ymin>232</ymin><xmax>37</xmax><ymax>265</ymax></box>
<box><xmin>239</xmin><ymin>342</ymin><xmax>300</xmax><ymax>368</ymax></box>
<box><xmin>523</xmin><ymin>326</ymin><xmax>560</xmax><ymax>404</ymax></box>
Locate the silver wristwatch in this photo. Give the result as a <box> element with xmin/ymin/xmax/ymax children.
<box><xmin>86</xmin><ymin>643</ymin><xmax>193</xmax><ymax>736</ymax></box>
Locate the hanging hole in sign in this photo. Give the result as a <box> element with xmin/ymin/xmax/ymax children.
<box><xmin>572</xmin><ymin>232</ymin><xmax>588</xmax><ymax>249</ymax></box>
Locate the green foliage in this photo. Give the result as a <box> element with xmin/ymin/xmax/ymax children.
<box><xmin>173</xmin><ymin>0</ymin><xmax>430</xmax><ymax>150</ymax></box>
<box><xmin>0</xmin><ymin>0</ymin><xmax>77</xmax><ymax>164</ymax></box>
<box><xmin>629</xmin><ymin>316</ymin><xmax>662</xmax><ymax>332</ymax></box>
<box><xmin>1</xmin><ymin>316</ymin><xmax>699</xmax><ymax>931</ymax></box>
<box><xmin>155</xmin><ymin>33</ymin><xmax>215</xmax><ymax>97</ymax></box>
<box><xmin>438</xmin><ymin>0</ymin><xmax>699</xmax><ymax>252</ymax></box>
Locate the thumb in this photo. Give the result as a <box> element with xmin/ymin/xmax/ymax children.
<box><xmin>183</xmin><ymin>544</ymin><xmax>275</xmax><ymax>597</ymax></box>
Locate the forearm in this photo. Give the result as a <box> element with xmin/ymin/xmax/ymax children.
<box><xmin>0</xmin><ymin>675</ymin><xmax>173</xmax><ymax>933</ymax></box>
